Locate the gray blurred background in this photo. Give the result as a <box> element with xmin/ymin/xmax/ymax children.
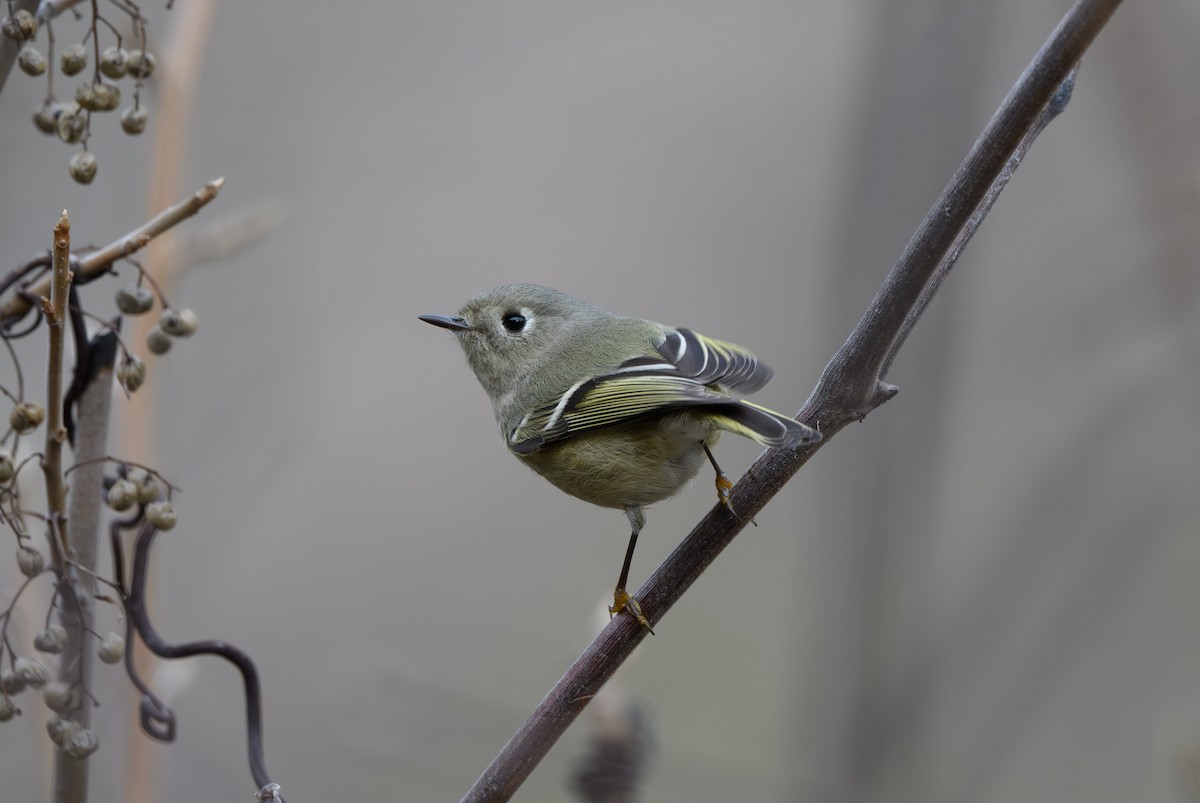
<box><xmin>1</xmin><ymin>1</ymin><xmax>1198</xmax><ymax>801</ymax></box>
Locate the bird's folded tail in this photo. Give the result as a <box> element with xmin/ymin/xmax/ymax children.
<box><xmin>707</xmin><ymin>400</ymin><xmax>822</xmax><ymax>449</ymax></box>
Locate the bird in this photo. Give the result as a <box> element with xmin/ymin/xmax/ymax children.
<box><xmin>420</xmin><ymin>284</ymin><xmax>820</xmax><ymax>630</ymax></box>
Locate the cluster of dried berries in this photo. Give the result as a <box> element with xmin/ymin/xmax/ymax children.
<box><xmin>111</xmin><ymin>281</ymin><xmax>199</xmax><ymax>393</ymax></box>
<box><xmin>4</xmin><ymin>6</ymin><xmax>159</xmax><ymax>185</ymax></box>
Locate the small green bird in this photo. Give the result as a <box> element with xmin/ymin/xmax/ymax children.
<box><xmin>421</xmin><ymin>284</ymin><xmax>820</xmax><ymax>630</ymax></box>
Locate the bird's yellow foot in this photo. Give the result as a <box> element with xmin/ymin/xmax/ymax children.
<box><xmin>715</xmin><ymin>472</ymin><xmax>736</xmax><ymax>514</ymax></box>
<box><xmin>609</xmin><ymin>587</ymin><xmax>654</xmax><ymax>634</ymax></box>
<box><xmin>714</xmin><ymin>472</ymin><xmax>757</xmax><ymax>526</ymax></box>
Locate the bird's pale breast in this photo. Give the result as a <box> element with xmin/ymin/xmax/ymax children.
<box><xmin>516</xmin><ymin>412</ymin><xmax>720</xmax><ymax>509</ymax></box>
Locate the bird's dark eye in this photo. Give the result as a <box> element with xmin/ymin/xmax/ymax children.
<box><xmin>502</xmin><ymin>313</ymin><xmax>527</xmax><ymax>333</ymax></box>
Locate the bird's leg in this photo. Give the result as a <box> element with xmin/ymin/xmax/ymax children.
<box><xmin>610</xmin><ymin>505</ymin><xmax>654</xmax><ymax>633</ymax></box>
<box><xmin>703</xmin><ymin>442</ymin><xmax>755</xmax><ymax>526</ymax></box>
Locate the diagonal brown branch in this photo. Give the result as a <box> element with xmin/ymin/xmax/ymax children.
<box><xmin>0</xmin><ymin>178</ymin><xmax>224</xmax><ymax>329</ymax></box>
<box><xmin>460</xmin><ymin>0</ymin><xmax>1125</xmax><ymax>799</ymax></box>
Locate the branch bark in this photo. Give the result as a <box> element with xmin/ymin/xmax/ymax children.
<box><xmin>461</xmin><ymin>0</ymin><xmax>1125</xmax><ymax>799</ymax></box>
<box><xmin>0</xmin><ymin>178</ymin><xmax>224</xmax><ymax>329</ymax></box>
<box><xmin>52</xmin><ymin>333</ymin><xmax>116</xmax><ymax>803</ymax></box>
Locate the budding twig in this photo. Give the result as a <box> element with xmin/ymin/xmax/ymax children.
<box><xmin>41</xmin><ymin>210</ymin><xmax>72</xmax><ymax>567</ymax></box>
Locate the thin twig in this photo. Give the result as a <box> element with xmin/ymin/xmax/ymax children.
<box><xmin>41</xmin><ymin>211</ymin><xmax>72</xmax><ymax>568</ymax></box>
<box><xmin>460</xmin><ymin>0</ymin><xmax>1124</xmax><ymax>800</ymax></box>
<box><xmin>0</xmin><ymin>178</ymin><xmax>225</xmax><ymax>329</ymax></box>
<box><xmin>121</xmin><ymin>520</ymin><xmax>286</xmax><ymax>801</ymax></box>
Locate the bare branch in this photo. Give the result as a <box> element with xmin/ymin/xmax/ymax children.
<box><xmin>77</xmin><ymin>176</ymin><xmax>225</xmax><ymax>275</ymax></box>
<box><xmin>460</xmin><ymin>0</ymin><xmax>1125</xmax><ymax>800</ymax></box>
<box><xmin>0</xmin><ymin>178</ymin><xmax>225</xmax><ymax>328</ymax></box>
<box><xmin>52</xmin><ymin>332</ymin><xmax>116</xmax><ymax>803</ymax></box>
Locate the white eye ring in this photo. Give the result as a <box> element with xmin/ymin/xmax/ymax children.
<box><xmin>500</xmin><ymin>308</ymin><xmax>534</xmax><ymax>334</ymax></box>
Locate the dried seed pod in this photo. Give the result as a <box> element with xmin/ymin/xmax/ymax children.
<box><xmin>76</xmin><ymin>82</ymin><xmax>120</xmax><ymax>112</ymax></box>
<box><xmin>145</xmin><ymin>500</ymin><xmax>176</xmax><ymax>530</ymax></box>
<box><xmin>69</xmin><ymin>151</ymin><xmax>98</xmax><ymax>185</ymax></box>
<box><xmin>159</xmin><ymin>307</ymin><xmax>198</xmax><ymax>337</ymax></box>
<box><xmin>1</xmin><ymin>667</ymin><xmax>26</xmax><ymax>695</ymax></box>
<box><xmin>106</xmin><ymin>478</ymin><xmax>138</xmax><ymax>511</ymax></box>
<box><xmin>46</xmin><ymin>716</ymin><xmax>81</xmax><ymax>746</ymax></box>
<box><xmin>32</xmin><ymin>107</ymin><xmax>56</xmax><ymax>134</ymax></box>
<box><xmin>146</xmin><ymin>326</ymin><xmax>172</xmax><ymax>355</ymax></box>
<box><xmin>16</xmin><ymin>546</ymin><xmax>44</xmax><ymax>578</ymax></box>
<box><xmin>0</xmin><ymin>451</ymin><xmax>13</xmax><ymax>483</ymax></box>
<box><xmin>117</xmin><ymin>356</ymin><xmax>146</xmax><ymax>392</ymax></box>
<box><xmin>56</xmin><ymin>108</ymin><xmax>85</xmax><ymax>144</ymax></box>
<box><xmin>2</xmin><ymin>9</ymin><xmax>37</xmax><ymax>41</ymax></box>
<box><xmin>0</xmin><ymin>696</ymin><xmax>16</xmax><ymax>722</ymax></box>
<box><xmin>17</xmin><ymin>45</ymin><xmax>46</xmax><ymax>76</ymax></box>
<box><xmin>75</xmin><ymin>82</ymin><xmax>97</xmax><ymax>109</ymax></box>
<box><xmin>95</xmin><ymin>83</ymin><xmax>120</xmax><ymax>111</ymax></box>
<box><xmin>99</xmin><ymin>46</ymin><xmax>127</xmax><ymax>79</ymax></box>
<box><xmin>10</xmin><ymin>401</ymin><xmax>45</xmax><ymax>434</ymax></box>
<box><xmin>133</xmin><ymin>471</ymin><xmax>162</xmax><ymax>504</ymax></box>
<box><xmin>32</xmin><ymin>102</ymin><xmax>59</xmax><ymax>134</ymax></box>
<box><xmin>65</xmin><ymin>727</ymin><xmax>99</xmax><ymax>758</ymax></box>
<box><xmin>116</xmin><ymin>284</ymin><xmax>154</xmax><ymax>313</ymax></box>
<box><xmin>97</xmin><ymin>633</ymin><xmax>125</xmax><ymax>664</ymax></box>
<box><xmin>43</xmin><ymin>682</ymin><xmax>78</xmax><ymax>715</ymax></box>
<box><xmin>61</xmin><ymin>43</ymin><xmax>88</xmax><ymax>75</ymax></box>
<box><xmin>120</xmin><ymin>105</ymin><xmax>148</xmax><ymax>135</ymax></box>
<box><xmin>126</xmin><ymin>49</ymin><xmax>156</xmax><ymax>78</ymax></box>
<box><xmin>176</xmin><ymin>308</ymin><xmax>199</xmax><ymax>336</ymax></box>
<box><xmin>34</xmin><ymin>625</ymin><xmax>68</xmax><ymax>655</ymax></box>
<box><xmin>75</xmin><ymin>83</ymin><xmax>97</xmax><ymax>110</ymax></box>
<box><xmin>14</xmin><ymin>657</ymin><xmax>48</xmax><ymax>688</ymax></box>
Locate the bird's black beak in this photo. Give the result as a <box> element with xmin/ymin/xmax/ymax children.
<box><xmin>419</xmin><ymin>314</ymin><xmax>470</xmax><ymax>332</ymax></box>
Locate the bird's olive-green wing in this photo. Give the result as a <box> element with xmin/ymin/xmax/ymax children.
<box><xmin>656</xmin><ymin>328</ymin><xmax>774</xmax><ymax>393</ymax></box>
<box><xmin>508</xmin><ymin>328</ymin><xmax>814</xmax><ymax>454</ymax></box>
